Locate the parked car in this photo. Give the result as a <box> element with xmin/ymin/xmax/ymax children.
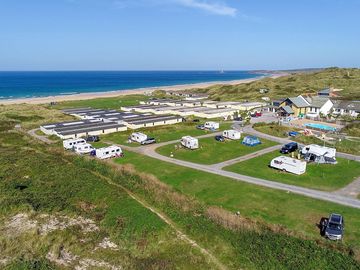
<box><xmin>196</xmin><ymin>124</ymin><xmax>205</xmax><ymax>130</ymax></box>
<box><xmin>280</xmin><ymin>142</ymin><xmax>298</xmax><ymax>154</ymax></box>
<box><xmin>192</xmin><ymin>119</ymin><xmax>200</xmax><ymax>122</ymax></box>
<box><xmin>233</xmin><ymin>116</ymin><xmax>243</xmax><ymax>121</ymax></box>
<box><xmin>215</xmin><ymin>135</ymin><xmax>225</xmax><ymax>142</ymax></box>
<box><xmin>322</xmin><ymin>213</ymin><xmax>345</xmax><ymax>240</ymax></box>
<box><xmin>86</xmin><ymin>135</ymin><xmax>100</xmax><ymax>142</ymax></box>
<box><xmin>288</xmin><ymin>131</ymin><xmax>299</xmax><ymax>137</ymax></box>
<box><xmin>250</xmin><ymin>112</ymin><xmax>262</xmax><ymax>117</ymax></box>
<box><xmin>140</xmin><ymin>137</ymin><xmax>156</xmax><ymax>145</ymax></box>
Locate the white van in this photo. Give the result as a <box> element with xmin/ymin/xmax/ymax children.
<box><xmin>130</xmin><ymin>132</ymin><xmax>148</xmax><ymax>143</ymax></box>
<box><xmin>223</xmin><ymin>130</ymin><xmax>241</xmax><ymax>140</ymax></box>
<box><xmin>95</xmin><ymin>146</ymin><xmax>123</xmax><ymax>160</ymax></box>
<box><xmin>180</xmin><ymin>136</ymin><xmax>199</xmax><ymax>150</ymax></box>
<box><xmin>270</xmin><ymin>156</ymin><xmax>307</xmax><ymax>175</ymax></box>
<box><xmin>63</xmin><ymin>138</ymin><xmax>86</xmax><ymax>150</ymax></box>
<box><xmin>74</xmin><ymin>143</ymin><xmax>94</xmax><ymax>155</ymax></box>
<box><xmin>204</xmin><ymin>122</ymin><xmax>219</xmax><ymax>130</ymax></box>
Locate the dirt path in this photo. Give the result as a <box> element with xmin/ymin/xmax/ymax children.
<box><xmin>333</xmin><ymin>177</ymin><xmax>360</xmax><ymax>198</ymax></box>
<box><xmin>88</xmin><ymin>167</ymin><xmax>228</xmax><ymax>270</ymax></box>
<box><xmin>28</xmin><ymin>128</ymin><xmax>56</xmax><ymax>144</ymax></box>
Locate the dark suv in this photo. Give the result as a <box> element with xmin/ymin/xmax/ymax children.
<box><xmin>323</xmin><ymin>213</ymin><xmax>345</xmax><ymax>240</ymax></box>
<box><xmin>86</xmin><ymin>135</ymin><xmax>100</xmax><ymax>142</ymax></box>
<box><xmin>280</xmin><ymin>142</ymin><xmax>298</xmax><ymax>154</ymax></box>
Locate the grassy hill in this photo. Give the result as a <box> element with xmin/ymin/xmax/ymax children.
<box><xmin>193</xmin><ymin>67</ymin><xmax>360</xmax><ymax>101</ymax></box>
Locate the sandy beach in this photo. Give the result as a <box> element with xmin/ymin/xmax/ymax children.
<box><xmin>0</xmin><ymin>73</ymin><xmax>286</xmax><ymax>105</ymax></box>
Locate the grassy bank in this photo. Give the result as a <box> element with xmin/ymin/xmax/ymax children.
<box><xmin>156</xmin><ymin>135</ymin><xmax>278</xmax><ymax>165</ymax></box>
<box><xmin>224</xmin><ymin>150</ymin><xmax>360</xmax><ymax>191</ymax></box>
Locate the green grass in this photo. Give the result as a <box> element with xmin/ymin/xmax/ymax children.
<box><xmin>50</xmin><ymin>94</ymin><xmax>148</xmax><ymax>110</ymax></box>
<box><xmin>103</xmin><ymin>121</ymin><xmax>233</xmax><ymax>146</ymax></box>
<box><xmin>91</xmin><ymin>141</ymin><xmax>110</xmax><ymax>148</ymax></box>
<box><xmin>156</xmin><ymin>135</ymin><xmax>278</xmax><ymax>164</ymax></box>
<box><xmin>114</xmin><ymin>151</ymin><xmax>360</xmax><ymax>248</ymax></box>
<box><xmin>224</xmin><ymin>150</ymin><xmax>360</xmax><ymax>191</ymax></box>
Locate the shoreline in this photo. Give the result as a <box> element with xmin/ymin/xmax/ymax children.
<box><xmin>0</xmin><ymin>73</ymin><xmax>286</xmax><ymax>105</ymax></box>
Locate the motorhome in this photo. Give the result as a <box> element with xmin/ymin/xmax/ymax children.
<box><xmin>74</xmin><ymin>143</ymin><xmax>95</xmax><ymax>154</ymax></box>
<box><xmin>95</xmin><ymin>146</ymin><xmax>123</xmax><ymax>159</ymax></box>
<box><xmin>270</xmin><ymin>156</ymin><xmax>307</xmax><ymax>175</ymax></box>
<box><xmin>222</xmin><ymin>130</ymin><xmax>241</xmax><ymax>140</ymax></box>
<box><xmin>180</xmin><ymin>136</ymin><xmax>199</xmax><ymax>150</ymax></box>
<box><xmin>130</xmin><ymin>132</ymin><xmax>148</xmax><ymax>143</ymax></box>
<box><xmin>204</xmin><ymin>121</ymin><xmax>219</xmax><ymax>130</ymax></box>
<box><xmin>63</xmin><ymin>138</ymin><xmax>86</xmax><ymax>150</ymax></box>
<box><xmin>301</xmin><ymin>144</ymin><xmax>337</xmax><ymax>164</ymax></box>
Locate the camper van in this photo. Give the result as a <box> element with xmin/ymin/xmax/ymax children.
<box><xmin>95</xmin><ymin>145</ymin><xmax>123</xmax><ymax>160</ymax></box>
<box><xmin>223</xmin><ymin>130</ymin><xmax>241</xmax><ymax>140</ymax></box>
<box><xmin>74</xmin><ymin>143</ymin><xmax>95</xmax><ymax>154</ymax></box>
<box><xmin>270</xmin><ymin>156</ymin><xmax>307</xmax><ymax>175</ymax></box>
<box><xmin>301</xmin><ymin>144</ymin><xmax>337</xmax><ymax>164</ymax></box>
<box><xmin>130</xmin><ymin>132</ymin><xmax>148</xmax><ymax>144</ymax></box>
<box><xmin>204</xmin><ymin>122</ymin><xmax>219</xmax><ymax>130</ymax></box>
<box><xmin>63</xmin><ymin>138</ymin><xmax>86</xmax><ymax>150</ymax></box>
<box><xmin>180</xmin><ymin>136</ymin><xmax>199</xmax><ymax>150</ymax></box>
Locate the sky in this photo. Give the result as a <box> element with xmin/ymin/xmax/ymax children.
<box><xmin>0</xmin><ymin>0</ymin><xmax>359</xmax><ymax>71</ymax></box>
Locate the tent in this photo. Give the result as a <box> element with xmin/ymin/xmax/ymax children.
<box><xmin>242</xmin><ymin>136</ymin><xmax>261</xmax><ymax>146</ymax></box>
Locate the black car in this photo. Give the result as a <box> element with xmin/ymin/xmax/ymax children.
<box><xmin>280</xmin><ymin>142</ymin><xmax>298</xmax><ymax>154</ymax></box>
<box><xmin>141</xmin><ymin>137</ymin><xmax>156</xmax><ymax>145</ymax></box>
<box><xmin>233</xmin><ymin>117</ymin><xmax>243</xmax><ymax>121</ymax></box>
<box><xmin>192</xmin><ymin>119</ymin><xmax>200</xmax><ymax>122</ymax></box>
<box><xmin>86</xmin><ymin>135</ymin><xmax>100</xmax><ymax>142</ymax></box>
<box><xmin>196</xmin><ymin>124</ymin><xmax>205</xmax><ymax>130</ymax></box>
<box><xmin>323</xmin><ymin>213</ymin><xmax>345</xmax><ymax>240</ymax></box>
<box><xmin>215</xmin><ymin>135</ymin><xmax>225</xmax><ymax>142</ymax></box>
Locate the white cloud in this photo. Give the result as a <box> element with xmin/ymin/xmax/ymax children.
<box><xmin>174</xmin><ymin>0</ymin><xmax>237</xmax><ymax>17</ymax></box>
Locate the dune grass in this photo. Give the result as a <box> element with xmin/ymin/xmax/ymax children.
<box><xmin>156</xmin><ymin>135</ymin><xmax>278</xmax><ymax>164</ymax></box>
<box><xmin>224</xmin><ymin>150</ymin><xmax>360</xmax><ymax>191</ymax></box>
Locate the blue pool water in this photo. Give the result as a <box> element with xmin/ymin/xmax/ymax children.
<box><xmin>304</xmin><ymin>123</ymin><xmax>336</xmax><ymax>131</ymax></box>
<box><xmin>0</xmin><ymin>71</ymin><xmax>266</xmax><ymax>100</ymax></box>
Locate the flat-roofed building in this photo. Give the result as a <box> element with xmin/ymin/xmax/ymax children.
<box><xmin>125</xmin><ymin>114</ymin><xmax>183</xmax><ymax>129</ymax></box>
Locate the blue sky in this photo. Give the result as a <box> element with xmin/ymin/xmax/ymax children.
<box><xmin>1</xmin><ymin>0</ymin><xmax>359</xmax><ymax>70</ymax></box>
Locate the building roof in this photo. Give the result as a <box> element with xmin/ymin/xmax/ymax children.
<box><xmin>309</xmin><ymin>96</ymin><xmax>331</xmax><ymax>108</ymax></box>
<box><xmin>288</xmin><ymin>96</ymin><xmax>310</xmax><ymax>108</ymax></box>
<box><xmin>333</xmin><ymin>100</ymin><xmax>360</xmax><ymax>111</ymax></box>
<box><xmin>318</xmin><ymin>88</ymin><xmax>331</xmax><ymax>95</ymax></box>
<box><xmin>282</xmin><ymin>106</ymin><xmax>294</xmax><ymax>114</ymax></box>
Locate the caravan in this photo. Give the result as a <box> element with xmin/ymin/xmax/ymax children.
<box><xmin>130</xmin><ymin>132</ymin><xmax>148</xmax><ymax>143</ymax></box>
<box><xmin>180</xmin><ymin>136</ymin><xmax>199</xmax><ymax>150</ymax></box>
<box><xmin>270</xmin><ymin>156</ymin><xmax>307</xmax><ymax>175</ymax></box>
<box><xmin>204</xmin><ymin>122</ymin><xmax>219</xmax><ymax>130</ymax></box>
<box><xmin>223</xmin><ymin>130</ymin><xmax>241</xmax><ymax>140</ymax></box>
<box><xmin>301</xmin><ymin>144</ymin><xmax>337</xmax><ymax>164</ymax></box>
<box><xmin>74</xmin><ymin>143</ymin><xmax>95</xmax><ymax>154</ymax></box>
<box><xmin>63</xmin><ymin>138</ymin><xmax>86</xmax><ymax>150</ymax></box>
<box><xmin>95</xmin><ymin>145</ymin><xmax>123</xmax><ymax>159</ymax></box>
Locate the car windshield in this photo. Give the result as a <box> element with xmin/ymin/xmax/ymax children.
<box><xmin>328</xmin><ymin>222</ymin><xmax>341</xmax><ymax>230</ymax></box>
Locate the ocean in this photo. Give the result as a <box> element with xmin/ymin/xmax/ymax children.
<box><xmin>0</xmin><ymin>71</ymin><xmax>264</xmax><ymax>100</ymax></box>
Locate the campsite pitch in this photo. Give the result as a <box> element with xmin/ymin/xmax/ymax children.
<box><xmin>156</xmin><ymin>135</ymin><xmax>277</xmax><ymax>165</ymax></box>
<box><xmin>224</xmin><ymin>150</ymin><xmax>360</xmax><ymax>191</ymax></box>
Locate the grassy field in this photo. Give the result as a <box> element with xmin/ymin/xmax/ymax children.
<box><xmin>156</xmin><ymin>135</ymin><xmax>278</xmax><ymax>165</ymax></box>
<box><xmin>194</xmin><ymin>68</ymin><xmax>360</xmax><ymax>100</ymax></box>
<box><xmin>0</xmin><ymin>130</ymin><xmax>212</xmax><ymax>269</ymax></box>
<box><xmin>103</xmin><ymin>121</ymin><xmax>233</xmax><ymax>146</ymax></box>
<box><xmin>49</xmin><ymin>94</ymin><xmax>148</xmax><ymax>110</ymax></box>
<box><xmin>253</xmin><ymin>122</ymin><xmax>360</xmax><ymax>155</ymax></box>
<box><xmin>224</xmin><ymin>150</ymin><xmax>360</xmax><ymax>191</ymax></box>
<box><xmin>114</xmin><ymin>151</ymin><xmax>360</xmax><ymax>251</ymax></box>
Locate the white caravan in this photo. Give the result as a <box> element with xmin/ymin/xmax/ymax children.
<box><xmin>130</xmin><ymin>132</ymin><xmax>148</xmax><ymax>143</ymax></box>
<box><xmin>95</xmin><ymin>145</ymin><xmax>123</xmax><ymax>160</ymax></box>
<box><xmin>301</xmin><ymin>144</ymin><xmax>337</xmax><ymax>164</ymax></box>
<box><xmin>74</xmin><ymin>143</ymin><xmax>94</xmax><ymax>154</ymax></box>
<box><xmin>63</xmin><ymin>138</ymin><xmax>86</xmax><ymax>150</ymax></box>
<box><xmin>270</xmin><ymin>156</ymin><xmax>307</xmax><ymax>175</ymax></box>
<box><xmin>204</xmin><ymin>121</ymin><xmax>219</xmax><ymax>130</ymax></box>
<box><xmin>223</xmin><ymin>130</ymin><xmax>241</xmax><ymax>140</ymax></box>
<box><xmin>180</xmin><ymin>136</ymin><xmax>199</xmax><ymax>150</ymax></box>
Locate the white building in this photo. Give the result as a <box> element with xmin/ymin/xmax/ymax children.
<box><xmin>332</xmin><ymin>100</ymin><xmax>360</xmax><ymax>117</ymax></box>
<box><xmin>306</xmin><ymin>96</ymin><xmax>334</xmax><ymax>117</ymax></box>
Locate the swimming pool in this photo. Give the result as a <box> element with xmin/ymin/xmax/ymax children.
<box><xmin>304</xmin><ymin>123</ymin><xmax>337</xmax><ymax>131</ymax></box>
